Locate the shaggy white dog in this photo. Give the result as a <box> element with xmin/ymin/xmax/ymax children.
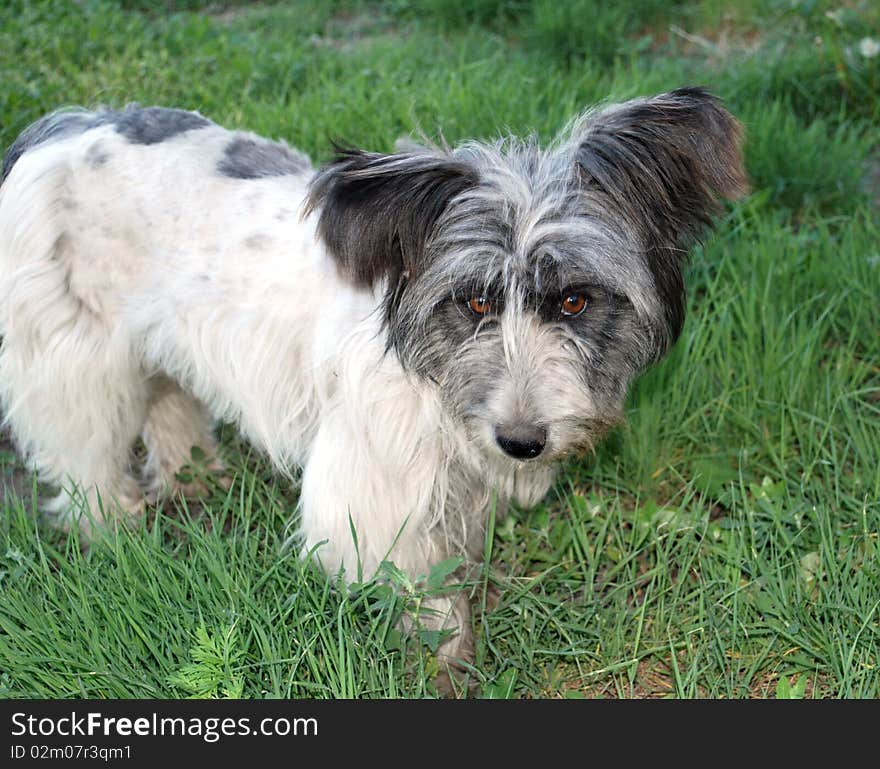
<box><xmin>0</xmin><ymin>89</ymin><xmax>746</xmax><ymax>666</ymax></box>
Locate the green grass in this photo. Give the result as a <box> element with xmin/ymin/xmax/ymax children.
<box><xmin>1</xmin><ymin>0</ymin><xmax>878</xmax><ymax>698</ymax></box>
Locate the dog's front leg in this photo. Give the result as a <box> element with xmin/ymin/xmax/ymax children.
<box><xmin>297</xmin><ymin>399</ymin><xmax>476</xmax><ymax>679</ymax></box>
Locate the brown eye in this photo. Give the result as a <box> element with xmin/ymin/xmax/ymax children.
<box><xmin>468</xmin><ymin>295</ymin><xmax>492</xmax><ymax>316</ymax></box>
<box><xmin>561</xmin><ymin>293</ymin><xmax>587</xmax><ymax>317</ymax></box>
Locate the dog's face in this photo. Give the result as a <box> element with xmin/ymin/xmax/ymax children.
<box><xmin>307</xmin><ymin>88</ymin><xmax>747</xmax><ymax>463</ymax></box>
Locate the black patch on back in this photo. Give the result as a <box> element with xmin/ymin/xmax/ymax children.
<box><xmin>112</xmin><ymin>106</ymin><xmax>212</xmax><ymax>145</ymax></box>
<box><xmin>2</xmin><ymin>105</ymin><xmax>212</xmax><ymax>184</ymax></box>
<box><xmin>218</xmin><ymin>136</ymin><xmax>312</xmax><ymax>179</ymax></box>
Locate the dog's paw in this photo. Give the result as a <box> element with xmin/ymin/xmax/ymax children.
<box><xmin>44</xmin><ymin>486</ymin><xmax>146</xmax><ymax>544</ymax></box>
<box><xmin>146</xmin><ymin>453</ymin><xmax>231</xmax><ymax>505</ymax></box>
<box><xmin>483</xmin><ymin>583</ymin><xmax>503</xmax><ymax>614</ymax></box>
<box><xmin>433</xmin><ymin>664</ymin><xmax>479</xmax><ymax>699</ymax></box>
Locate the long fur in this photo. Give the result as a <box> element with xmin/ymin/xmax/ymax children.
<box><xmin>0</xmin><ymin>91</ymin><xmax>747</xmax><ymax>666</ymax></box>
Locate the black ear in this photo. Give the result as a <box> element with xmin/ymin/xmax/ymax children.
<box><xmin>574</xmin><ymin>87</ymin><xmax>747</xmax><ymax>342</ymax></box>
<box><xmin>305</xmin><ymin>146</ymin><xmax>478</xmax><ymax>291</ymax></box>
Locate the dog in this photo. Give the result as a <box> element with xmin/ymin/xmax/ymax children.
<box><xmin>0</xmin><ymin>88</ymin><xmax>746</xmax><ymax>671</ymax></box>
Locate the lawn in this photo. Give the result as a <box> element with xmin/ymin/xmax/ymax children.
<box><xmin>0</xmin><ymin>0</ymin><xmax>878</xmax><ymax>699</ymax></box>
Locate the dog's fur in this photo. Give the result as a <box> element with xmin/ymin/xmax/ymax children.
<box><xmin>0</xmin><ymin>89</ymin><xmax>746</xmax><ymax>666</ymax></box>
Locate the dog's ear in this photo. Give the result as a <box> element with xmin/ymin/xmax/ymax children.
<box><xmin>305</xmin><ymin>147</ymin><xmax>478</xmax><ymax>290</ymax></box>
<box><xmin>572</xmin><ymin>87</ymin><xmax>747</xmax><ymax>344</ymax></box>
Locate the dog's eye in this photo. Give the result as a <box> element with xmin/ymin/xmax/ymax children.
<box><xmin>468</xmin><ymin>295</ymin><xmax>492</xmax><ymax>316</ymax></box>
<box><xmin>561</xmin><ymin>293</ymin><xmax>587</xmax><ymax>317</ymax></box>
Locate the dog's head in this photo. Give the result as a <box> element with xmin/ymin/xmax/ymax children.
<box><xmin>306</xmin><ymin>88</ymin><xmax>747</xmax><ymax>462</ymax></box>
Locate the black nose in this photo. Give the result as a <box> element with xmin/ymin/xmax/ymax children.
<box><xmin>495</xmin><ymin>424</ymin><xmax>546</xmax><ymax>460</ymax></box>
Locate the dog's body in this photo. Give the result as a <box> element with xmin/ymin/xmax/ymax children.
<box><xmin>0</xmin><ymin>89</ymin><xmax>746</xmax><ymax>664</ymax></box>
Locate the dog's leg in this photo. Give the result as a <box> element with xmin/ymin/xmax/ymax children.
<box><xmin>413</xmin><ymin>588</ymin><xmax>478</xmax><ymax>697</ymax></box>
<box><xmin>0</xmin><ymin>149</ymin><xmax>153</xmax><ymax>537</ymax></box>
<box><xmin>298</xmin><ymin>401</ymin><xmax>478</xmax><ymax>684</ymax></box>
<box><xmin>0</xmin><ymin>331</ymin><xmax>148</xmax><ymax>538</ymax></box>
<box><xmin>141</xmin><ymin>376</ymin><xmax>223</xmax><ymax>500</ymax></box>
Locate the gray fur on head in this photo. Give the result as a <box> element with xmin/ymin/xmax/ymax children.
<box><xmin>307</xmin><ymin>87</ymin><xmax>746</xmax><ymax>458</ymax></box>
